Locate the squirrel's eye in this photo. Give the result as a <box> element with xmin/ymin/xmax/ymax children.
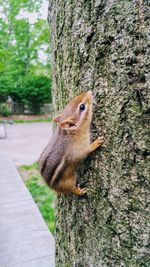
<box><xmin>79</xmin><ymin>103</ymin><xmax>85</xmax><ymax>111</ymax></box>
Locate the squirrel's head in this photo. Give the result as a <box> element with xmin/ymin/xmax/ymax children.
<box><xmin>53</xmin><ymin>91</ymin><xmax>93</xmax><ymax>132</ymax></box>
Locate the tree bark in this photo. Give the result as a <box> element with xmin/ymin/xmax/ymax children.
<box><xmin>48</xmin><ymin>1</ymin><xmax>150</xmax><ymax>266</ymax></box>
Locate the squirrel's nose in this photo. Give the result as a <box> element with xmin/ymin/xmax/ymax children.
<box><xmin>87</xmin><ymin>90</ymin><xmax>92</xmax><ymax>96</ymax></box>
<box><xmin>87</xmin><ymin>90</ymin><xmax>93</xmax><ymax>102</ymax></box>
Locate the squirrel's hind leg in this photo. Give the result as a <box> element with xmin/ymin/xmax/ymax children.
<box><xmin>71</xmin><ymin>185</ymin><xmax>87</xmax><ymax>195</ymax></box>
<box><xmin>54</xmin><ymin>175</ymin><xmax>87</xmax><ymax>195</ymax></box>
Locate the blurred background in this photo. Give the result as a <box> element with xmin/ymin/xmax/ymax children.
<box><xmin>0</xmin><ymin>0</ymin><xmax>52</xmax><ymax>119</ymax></box>
<box><xmin>0</xmin><ymin>0</ymin><xmax>56</xmax><ymax>237</ymax></box>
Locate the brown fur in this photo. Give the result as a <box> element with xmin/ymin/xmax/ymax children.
<box><xmin>39</xmin><ymin>91</ymin><xmax>104</xmax><ymax>195</ymax></box>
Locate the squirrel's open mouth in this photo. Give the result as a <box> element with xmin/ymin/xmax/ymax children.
<box><xmin>69</xmin><ymin>122</ymin><xmax>77</xmax><ymax>128</ymax></box>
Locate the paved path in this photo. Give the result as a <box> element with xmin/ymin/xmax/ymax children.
<box><xmin>0</xmin><ymin>153</ymin><xmax>55</xmax><ymax>267</ymax></box>
<box><xmin>0</xmin><ymin>123</ymin><xmax>53</xmax><ymax>166</ymax></box>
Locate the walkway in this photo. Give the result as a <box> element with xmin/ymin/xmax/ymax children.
<box><xmin>0</xmin><ymin>122</ymin><xmax>53</xmax><ymax>166</ymax></box>
<box><xmin>0</xmin><ymin>152</ymin><xmax>55</xmax><ymax>267</ymax></box>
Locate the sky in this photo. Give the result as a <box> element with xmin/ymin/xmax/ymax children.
<box><xmin>0</xmin><ymin>0</ymin><xmax>49</xmax><ymax>22</ymax></box>
<box><xmin>40</xmin><ymin>0</ymin><xmax>49</xmax><ymax>20</ymax></box>
<box><xmin>17</xmin><ymin>0</ymin><xmax>49</xmax><ymax>24</ymax></box>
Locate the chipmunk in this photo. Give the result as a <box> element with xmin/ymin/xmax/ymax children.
<box><xmin>39</xmin><ymin>90</ymin><xmax>104</xmax><ymax>195</ymax></box>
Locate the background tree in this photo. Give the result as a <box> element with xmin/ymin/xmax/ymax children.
<box><xmin>0</xmin><ymin>0</ymin><xmax>51</xmax><ymax>113</ymax></box>
<box><xmin>48</xmin><ymin>0</ymin><xmax>150</xmax><ymax>266</ymax></box>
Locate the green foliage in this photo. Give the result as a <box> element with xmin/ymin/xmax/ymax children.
<box><xmin>0</xmin><ymin>0</ymin><xmax>51</xmax><ymax>114</ymax></box>
<box><xmin>0</xmin><ymin>74</ymin><xmax>51</xmax><ymax>114</ymax></box>
<box><xmin>21</xmin><ymin>75</ymin><xmax>51</xmax><ymax>114</ymax></box>
<box><xmin>20</xmin><ymin>163</ymin><xmax>56</xmax><ymax>233</ymax></box>
<box><xmin>0</xmin><ymin>103</ymin><xmax>11</xmax><ymax>117</ymax></box>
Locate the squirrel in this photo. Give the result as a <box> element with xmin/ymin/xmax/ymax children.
<box><xmin>39</xmin><ymin>90</ymin><xmax>104</xmax><ymax>195</ymax></box>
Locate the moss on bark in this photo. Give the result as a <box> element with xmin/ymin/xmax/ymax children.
<box><xmin>48</xmin><ymin>0</ymin><xmax>150</xmax><ymax>266</ymax></box>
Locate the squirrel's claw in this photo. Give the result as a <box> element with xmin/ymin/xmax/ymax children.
<box><xmin>76</xmin><ymin>186</ymin><xmax>87</xmax><ymax>195</ymax></box>
<box><xmin>73</xmin><ymin>185</ymin><xmax>87</xmax><ymax>195</ymax></box>
<box><xmin>96</xmin><ymin>136</ymin><xmax>105</xmax><ymax>145</ymax></box>
<box><xmin>79</xmin><ymin>188</ymin><xmax>87</xmax><ymax>195</ymax></box>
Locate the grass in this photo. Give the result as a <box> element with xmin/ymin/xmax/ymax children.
<box><xmin>14</xmin><ymin>118</ymin><xmax>52</xmax><ymax>123</ymax></box>
<box><xmin>19</xmin><ymin>162</ymin><xmax>56</xmax><ymax>234</ymax></box>
<box><xmin>19</xmin><ymin>162</ymin><xmax>39</xmax><ymax>170</ymax></box>
<box><xmin>0</xmin><ymin>118</ymin><xmax>52</xmax><ymax>124</ymax></box>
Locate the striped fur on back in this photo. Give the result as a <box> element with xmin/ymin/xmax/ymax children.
<box><xmin>39</xmin><ymin>128</ymin><xmax>65</xmax><ymax>187</ymax></box>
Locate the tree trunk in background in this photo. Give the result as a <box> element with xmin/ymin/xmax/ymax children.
<box><xmin>48</xmin><ymin>1</ymin><xmax>150</xmax><ymax>266</ymax></box>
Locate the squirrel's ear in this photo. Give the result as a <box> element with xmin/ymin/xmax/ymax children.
<box><xmin>59</xmin><ymin>118</ymin><xmax>77</xmax><ymax>130</ymax></box>
<box><xmin>53</xmin><ymin>115</ymin><xmax>61</xmax><ymax>123</ymax></box>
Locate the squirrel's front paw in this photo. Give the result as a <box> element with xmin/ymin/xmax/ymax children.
<box><xmin>88</xmin><ymin>136</ymin><xmax>105</xmax><ymax>154</ymax></box>
<box><xmin>94</xmin><ymin>136</ymin><xmax>105</xmax><ymax>148</ymax></box>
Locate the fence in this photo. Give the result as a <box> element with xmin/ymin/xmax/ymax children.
<box><xmin>40</xmin><ymin>104</ymin><xmax>55</xmax><ymax>114</ymax></box>
<box><xmin>2</xmin><ymin>102</ymin><xmax>54</xmax><ymax>115</ymax></box>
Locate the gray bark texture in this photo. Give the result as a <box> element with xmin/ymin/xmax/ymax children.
<box><xmin>48</xmin><ymin>0</ymin><xmax>150</xmax><ymax>266</ymax></box>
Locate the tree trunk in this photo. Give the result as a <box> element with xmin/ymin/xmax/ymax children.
<box><xmin>48</xmin><ymin>1</ymin><xmax>150</xmax><ymax>266</ymax></box>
